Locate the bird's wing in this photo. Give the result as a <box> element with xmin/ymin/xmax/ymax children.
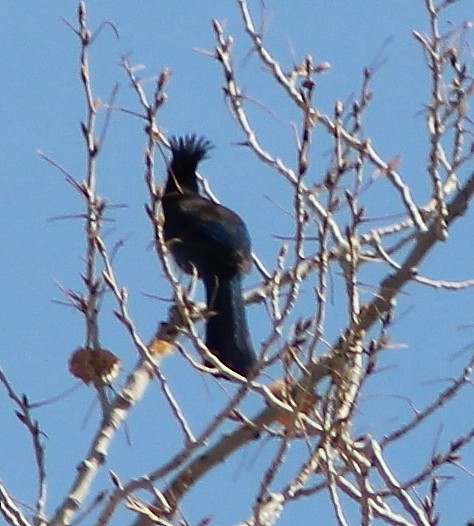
<box><xmin>170</xmin><ymin>196</ymin><xmax>252</xmax><ymax>273</ymax></box>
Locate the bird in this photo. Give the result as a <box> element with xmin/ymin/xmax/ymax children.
<box><xmin>161</xmin><ymin>134</ymin><xmax>257</xmax><ymax>378</ymax></box>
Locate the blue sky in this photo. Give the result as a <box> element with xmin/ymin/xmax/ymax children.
<box><xmin>2</xmin><ymin>1</ymin><xmax>474</xmax><ymax>525</ymax></box>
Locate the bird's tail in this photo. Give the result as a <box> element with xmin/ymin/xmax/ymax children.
<box><xmin>202</xmin><ymin>271</ymin><xmax>256</xmax><ymax>378</ymax></box>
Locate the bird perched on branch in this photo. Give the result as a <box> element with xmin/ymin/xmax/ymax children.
<box><xmin>162</xmin><ymin>135</ymin><xmax>257</xmax><ymax>378</ymax></box>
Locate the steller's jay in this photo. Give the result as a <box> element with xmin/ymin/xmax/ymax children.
<box><xmin>162</xmin><ymin>135</ymin><xmax>257</xmax><ymax>378</ymax></box>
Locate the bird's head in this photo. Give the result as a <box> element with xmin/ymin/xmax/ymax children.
<box><xmin>167</xmin><ymin>135</ymin><xmax>214</xmax><ymax>194</ymax></box>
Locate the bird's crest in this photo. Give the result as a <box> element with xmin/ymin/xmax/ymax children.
<box><xmin>169</xmin><ymin>135</ymin><xmax>214</xmax><ymax>168</ymax></box>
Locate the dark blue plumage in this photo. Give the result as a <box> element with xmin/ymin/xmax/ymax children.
<box><xmin>162</xmin><ymin>135</ymin><xmax>256</xmax><ymax>378</ymax></box>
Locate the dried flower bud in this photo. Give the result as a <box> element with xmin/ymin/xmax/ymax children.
<box><xmin>267</xmin><ymin>379</ymin><xmax>318</xmax><ymax>428</ymax></box>
<box><xmin>148</xmin><ymin>338</ymin><xmax>174</xmax><ymax>357</ymax></box>
<box><xmin>69</xmin><ymin>347</ymin><xmax>121</xmax><ymax>386</ymax></box>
